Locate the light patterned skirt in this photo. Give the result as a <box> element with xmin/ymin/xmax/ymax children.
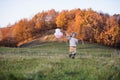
<box><xmin>69</xmin><ymin>46</ymin><xmax>76</xmax><ymax>54</ymax></box>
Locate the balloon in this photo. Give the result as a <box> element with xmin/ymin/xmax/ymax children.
<box><xmin>54</xmin><ymin>28</ymin><xmax>63</xmax><ymax>38</ymax></box>
<box><xmin>55</xmin><ymin>29</ymin><xmax>60</xmax><ymax>33</ymax></box>
<box><xmin>54</xmin><ymin>32</ymin><xmax>63</xmax><ymax>38</ymax></box>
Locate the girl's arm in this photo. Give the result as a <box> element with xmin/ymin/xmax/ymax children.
<box><xmin>61</xmin><ymin>30</ymin><xmax>71</xmax><ymax>40</ymax></box>
<box><xmin>65</xmin><ymin>32</ymin><xmax>71</xmax><ymax>40</ymax></box>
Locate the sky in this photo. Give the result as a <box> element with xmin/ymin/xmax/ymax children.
<box><xmin>0</xmin><ymin>0</ymin><xmax>120</xmax><ymax>28</ymax></box>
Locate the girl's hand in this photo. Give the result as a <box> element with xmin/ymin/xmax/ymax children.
<box><xmin>61</xmin><ymin>29</ymin><xmax>66</xmax><ymax>35</ymax></box>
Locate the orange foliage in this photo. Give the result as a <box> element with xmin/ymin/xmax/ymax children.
<box><xmin>0</xmin><ymin>9</ymin><xmax>120</xmax><ymax>48</ymax></box>
<box><xmin>56</xmin><ymin>10</ymin><xmax>68</xmax><ymax>30</ymax></box>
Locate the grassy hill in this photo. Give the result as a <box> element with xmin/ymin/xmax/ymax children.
<box><xmin>0</xmin><ymin>41</ymin><xmax>120</xmax><ymax>80</ymax></box>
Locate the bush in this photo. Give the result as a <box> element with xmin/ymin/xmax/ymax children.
<box><xmin>0</xmin><ymin>37</ymin><xmax>18</xmax><ymax>47</ymax></box>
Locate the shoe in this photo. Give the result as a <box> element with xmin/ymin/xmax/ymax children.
<box><xmin>72</xmin><ymin>53</ymin><xmax>76</xmax><ymax>59</ymax></box>
<box><xmin>72</xmin><ymin>56</ymin><xmax>75</xmax><ymax>59</ymax></box>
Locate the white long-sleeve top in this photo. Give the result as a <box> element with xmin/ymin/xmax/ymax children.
<box><xmin>66</xmin><ymin>34</ymin><xmax>78</xmax><ymax>47</ymax></box>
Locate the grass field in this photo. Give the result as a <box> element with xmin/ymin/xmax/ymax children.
<box><xmin>0</xmin><ymin>42</ymin><xmax>120</xmax><ymax>80</ymax></box>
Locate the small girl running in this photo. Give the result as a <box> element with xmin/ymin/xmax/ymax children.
<box><xmin>65</xmin><ymin>32</ymin><xmax>78</xmax><ymax>59</ymax></box>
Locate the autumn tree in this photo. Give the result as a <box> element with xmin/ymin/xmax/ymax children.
<box><xmin>13</xmin><ymin>19</ymin><xmax>34</xmax><ymax>42</ymax></box>
<box><xmin>98</xmin><ymin>16</ymin><xmax>120</xmax><ymax>46</ymax></box>
<box><xmin>67</xmin><ymin>9</ymin><xmax>80</xmax><ymax>34</ymax></box>
<box><xmin>56</xmin><ymin>10</ymin><xmax>68</xmax><ymax>30</ymax></box>
<box><xmin>0</xmin><ymin>30</ymin><xmax>2</xmax><ymax>41</ymax></box>
<box><xmin>45</xmin><ymin>9</ymin><xmax>58</xmax><ymax>29</ymax></box>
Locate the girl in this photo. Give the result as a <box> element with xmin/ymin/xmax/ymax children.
<box><xmin>65</xmin><ymin>32</ymin><xmax>78</xmax><ymax>59</ymax></box>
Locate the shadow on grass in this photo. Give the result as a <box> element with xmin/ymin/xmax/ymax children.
<box><xmin>0</xmin><ymin>73</ymin><xmax>26</xmax><ymax>80</ymax></box>
<box><xmin>0</xmin><ymin>71</ymin><xmax>46</xmax><ymax>80</ymax></box>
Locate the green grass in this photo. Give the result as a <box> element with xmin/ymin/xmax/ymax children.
<box><xmin>0</xmin><ymin>42</ymin><xmax>120</xmax><ymax>80</ymax></box>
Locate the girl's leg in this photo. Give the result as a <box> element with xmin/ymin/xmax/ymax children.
<box><xmin>72</xmin><ymin>52</ymin><xmax>76</xmax><ymax>59</ymax></box>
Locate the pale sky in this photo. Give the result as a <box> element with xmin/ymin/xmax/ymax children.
<box><xmin>0</xmin><ymin>0</ymin><xmax>120</xmax><ymax>27</ymax></box>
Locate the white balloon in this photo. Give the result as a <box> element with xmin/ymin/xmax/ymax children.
<box><xmin>54</xmin><ymin>28</ymin><xmax>63</xmax><ymax>38</ymax></box>
<box><xmin>59</xmin><ymin>32</ymin><xmax>63</xmax><ymax>36</ymax></box>
<box><xmin>55</xmin><ymin>28</ymin><xmax>60</xmax><ymax>33</ymax></box>
<box><xmin>55</xmin><ymin>28</ymin><xmax>60</xmax><ymax>31</ymax></box>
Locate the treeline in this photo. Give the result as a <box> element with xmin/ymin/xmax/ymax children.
<box><xmin>0</xmin><ymin>8</ymin><xmax>120</xmax><ymax>48</ymax></box>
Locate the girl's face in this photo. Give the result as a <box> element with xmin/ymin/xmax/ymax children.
<box><xmin>72</xmin><ymin>33</ymin><xmax>76</xmax><ymax>37</ymax></box>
